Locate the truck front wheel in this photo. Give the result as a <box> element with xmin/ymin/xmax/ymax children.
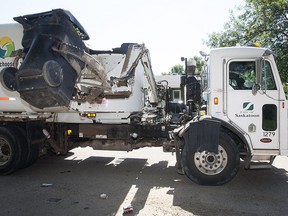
<box><xmin>182</xmin><ymin>132</ymin><xmax>240</xmax><ymax>185</ymax></box>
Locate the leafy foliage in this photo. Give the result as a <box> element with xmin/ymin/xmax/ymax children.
<box><xmin>171</xmin><ymin>64</ymin><xmax>184</xmax><ymax>74</ymax></box>
<box><xmin>205</xmin><ymin>0</ymin><xmax>288</xmax><ymax>82</ymax></box>
<box><xmin>162</xmin><ymin>56</ymin><xmax>204</xmax><ymax>75</ymax></box>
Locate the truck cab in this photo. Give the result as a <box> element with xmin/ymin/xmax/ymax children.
<box><xmin>178</xmin><ymin>46</ymin><xmax>288</xmax><ymax>185</ymax></box>
<box><xmin>204</xmin><ymin>47</ymin><xmax>288</xmax><ymax>157</ymax></box>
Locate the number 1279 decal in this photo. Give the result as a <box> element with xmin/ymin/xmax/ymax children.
<box><xmin>263</xmin><ymin>132</ymin><xmax>275</xmax><ymax>137</ymax></box>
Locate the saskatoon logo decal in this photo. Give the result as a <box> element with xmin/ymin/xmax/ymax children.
<box><xmin>243</xmin><ymin>102</ymin><xmax>254</xmax><ymax>111</ymax></box>
<box><xmin>235</xmin><ymin>102</ymin><xmax>259</xmax><ymax>117</ymax></box>
<box><xmin>0</xmin><ymin>36</ymin><xmax>15</xmax><ymax>59</ymax></box>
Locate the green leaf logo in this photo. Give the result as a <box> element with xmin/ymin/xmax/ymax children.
<box><xmin>243</xmin><ymin>102</ymin><xmax>254</xmax><ymax>111</ymax></box>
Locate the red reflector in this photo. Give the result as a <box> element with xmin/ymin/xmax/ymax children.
<box><xmin>260</xmin><ymin>138</ymin><xmax>272</xmax><ymax>143</ymax></box>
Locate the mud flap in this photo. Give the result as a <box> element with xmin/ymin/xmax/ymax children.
<box><xmin>183</xmin><ymin>119</ymin><xmax>221</xmax><ymax>154</ymax></box>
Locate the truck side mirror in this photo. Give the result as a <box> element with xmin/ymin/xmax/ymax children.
<box><xmin>253</xmin><ymin>58</ymin><xmax>263</xmax><ymax>95</ymax></box>
<box><xmin>252</xmin><ymin>83</ymin><xmax>260</xmax><ymax>95</ymax></box>
<box><xmin>255</xmin><ymin>58</ymin><xmax>262</xmax><ymax>85</ymax></box>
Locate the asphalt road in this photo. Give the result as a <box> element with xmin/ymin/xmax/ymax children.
<box><xmin>1</xmin><ymin>147</ymin><xmax>288</xmax><ymax>216</ymax></box>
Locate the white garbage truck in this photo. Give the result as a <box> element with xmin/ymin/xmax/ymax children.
<box><xmin>0</xmin><ymin>9</ymin><xmax>287</xmax><ymax>185</ymax></box>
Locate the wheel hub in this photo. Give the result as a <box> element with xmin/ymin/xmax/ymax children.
<box><xmin>0</xmin><ymin>137</ymin><xmax>11</xmax><ymax>166</ymax></box>
<box><xmin>194</xmin><ymin>145</ymin><xmax>228</xmax><ymax>175</ymax></box>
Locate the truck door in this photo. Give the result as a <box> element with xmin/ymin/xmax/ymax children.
<box><xmin>225</xmin><ymin>59</ymin><xmax>279</xmax><ymax>149</ymax></box>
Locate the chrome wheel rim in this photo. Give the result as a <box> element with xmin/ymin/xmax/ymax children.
<box><xmin>0</xmin><ymin>136</ymin><xmax>11</xmax><ymax>166</ymax></box>
<box><xmin>194</xmin><ymin>145</ymin><xmax>228</xmax><ymax>175</ymax></box>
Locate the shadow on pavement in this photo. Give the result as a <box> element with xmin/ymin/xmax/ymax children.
<box><xmin>0</xmin><ymin>149</ymin><xmax>287</xmax><ymax>216</ymax></box>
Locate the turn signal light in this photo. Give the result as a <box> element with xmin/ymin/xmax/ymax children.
<box><xmin>214</xmin><ymin>97</ymin><xmax>219</xmax><ymax>105</ymax></box>
<box><xmin>87</xmin><ymin>113</ymin><xmax>96</xmax><ymax>117</ymax></box>
<box><xmin>81</xmin><ymin>112</ymin><xmax>97</xmax><ymax>118</ymax></box>
<box><xmin>67</xmin><ymin>129</ymin><xmax>72</xmax><ymax>135</ymax></box>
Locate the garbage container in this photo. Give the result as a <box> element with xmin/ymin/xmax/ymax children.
<box><xmin>13</xmin><ymin>9</ymin><xmax>89</xmax><ymax>109</ymax></box>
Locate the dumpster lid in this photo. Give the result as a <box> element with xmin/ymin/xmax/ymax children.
<box><xmin>14</xmin><ymin>8</ymin><xmax>90</xmax><ymax>40</ymax></box>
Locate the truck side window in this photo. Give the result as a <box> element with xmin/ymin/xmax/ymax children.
<box><xmin>229</xmin><ymin>61</ymin><xmax>256</xmax><ymax>90</ymax></box>
<box><xmin>262</xmin><ymin>104</ymin><xmax>277</xmax><ymax>131</ymax></box>
<box><xmin>261</xmin><ymin>61</ymin><xmax>277</xmax><ymax>90</ymax></box>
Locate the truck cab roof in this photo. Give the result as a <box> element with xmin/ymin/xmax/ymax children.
<box><xmin>209</xmin><ymin>46</ymin><xmax>272</xmax><ymax>58</ymax></box>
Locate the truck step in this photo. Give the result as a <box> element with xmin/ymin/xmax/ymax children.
<box><xmin>247</xmin><ymin>162</ymin><xmax>272</xmax><ymax>170</ymax></box>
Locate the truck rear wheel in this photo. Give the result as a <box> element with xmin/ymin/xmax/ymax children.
<box><xmin>0</xmin><ymin>127</ymin><xmax>24</xmax><ymax>175</ymax></box>
<box><xmin>14</xmin><ymin>127</ymin><xmax>39</xmax><ymax>169</ymax></box>
<box><xmin>182</xmin><ymin>132</ymin><xmax>240</xmax><ymax>185</ymax></box>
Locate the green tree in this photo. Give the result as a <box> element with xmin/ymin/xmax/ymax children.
<box><xmin>205</xmin><ymin>0</ymin><xmax>288</xmax><ymax>82</ymax></box>
<box><xmin>161</xmin><ymin>56</ymin><xmax>204</xmax><ymax>75</ymax></box>
<box><xmin>170</xmin><ymin>64</ymin><xmax>184</xmax><ymax>75</ymax></box>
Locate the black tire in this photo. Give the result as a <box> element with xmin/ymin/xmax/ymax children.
<box><xmin>0</xmin><ymin>127</ymin><xmax>25</xmax><ymax>175</ymax></box>
<box><xmin>24</xmin><ymin>142</ymin><xmax>39</xmax><ymax>168</ymax></box>
<box><xmin>14</xmin><ymin>127</ymin><xmax>39</xmax><ymax>169</ymax></box>
<box><xmin>182</xmin><ymin>131</ymin><xmax>240</xmax><ymax>185</ymax></box>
